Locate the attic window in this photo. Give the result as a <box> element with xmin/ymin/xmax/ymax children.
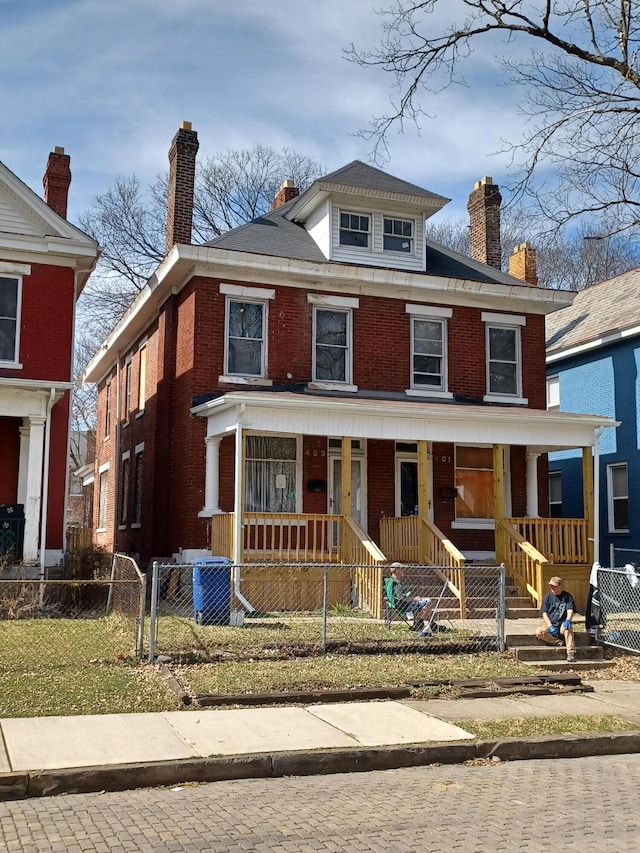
<box><xmin>384</xmin><ymin>218</ymin><xmax>413</xmax><ymax>253</ymax></box>
<box><xmin>339</xmin><ymin>212</ymin><xmax>370</xmax><ymax>248</ymax></box>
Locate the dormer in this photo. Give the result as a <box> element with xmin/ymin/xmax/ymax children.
<box><xmin>283</xmin><ymin>160</ymin><xmax>449</xmax><ymax>272</ymax></box>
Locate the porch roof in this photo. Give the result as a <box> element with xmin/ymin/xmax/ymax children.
<box><xmin>191</xmin><ymin>390</ymin><xmax>616</xmax><ymax>451</ymax></box>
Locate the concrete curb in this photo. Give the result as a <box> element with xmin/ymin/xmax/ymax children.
<box><xmin>2</xmin><ymin>731</ymin><xmax>640</xmax><ymax>801</ymax></box>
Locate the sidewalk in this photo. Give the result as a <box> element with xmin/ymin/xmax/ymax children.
<box><xmin>2</xmin><ymin>680</ymin><xmax>640</xmax><ymax>800</ymax></box>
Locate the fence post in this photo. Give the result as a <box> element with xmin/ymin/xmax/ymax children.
<box><xmin>609</xmin><ymin>542</ymin><xmax>615</xmax><ymax>569</ymax></box>
<box><xmin>148</xmin><ymin>560</ymin><xmax>159</xmax><ymax>662</ymax></box>
<box><xmin>321</xmin><ymin>563</ymin><xmax>328</xmax><ymax>650</ymax></box>
<box><xmin>137</xmin><ymin>572</ymin><xmax>147</xmax><ymax>660</ymax></box>
<box><xmin>497</xmin><ymin>563</ymin><xmax>506</xmax><ymax>652</ymax></box>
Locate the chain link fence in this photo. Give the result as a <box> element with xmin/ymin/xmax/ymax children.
<box><xmin>595</xmin><ymin>565</ymin><xmax>640</xmax><ymax>654</ymax></box>
<box><xmin>148</xmin><ymin>561</ymin><xmax>505</xmax><ymax>662</ymax></box>
<box><xmin>0</xmin><ymin>553</ymin><xmax>146</xmax><ymax>670</ymax></box>
<box><xmin>610</xmin><ymin>546</ymin><xmax>640</xmax><ymax>570</ymax></box>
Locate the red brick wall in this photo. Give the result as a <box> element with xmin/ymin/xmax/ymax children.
<box><xmin>0</xmin><ymin>263</ymin><xmax>74</xmax><ymax>382</ymax></box>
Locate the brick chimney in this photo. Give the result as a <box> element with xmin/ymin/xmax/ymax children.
<box><xmin>270</xmin><ymin>179</ymin><xmax>299</xmax><ymax>211</ymax></box>
<box><xmin>43</xmin><ymin>146</ymin><xmax>71</xmax><ymax>219</ymax></box>
<box><xmin>166</xmin><ymin>121</ymin><xmax>199</xmax><ymax>252</ymax></box>
<box><xmin>467</xmin><ymin>176</ymin><xmax>502</xmax><ymax>270</ymax></box>
<box><xmin>509</xmin><ymin>241</ymin><xmax>538</xmax><ymax>286</ymax></box>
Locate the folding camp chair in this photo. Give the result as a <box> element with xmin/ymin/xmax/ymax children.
<box><xmin>383</xmin><ymin>573</ymin><xmax>449</xmax><ymax>631</ymax></box>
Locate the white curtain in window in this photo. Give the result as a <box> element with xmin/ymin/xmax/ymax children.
<box><xmin>245</xmin><ymin>436</ymin><xmax>297</xmax><ymax>513</ymax></box>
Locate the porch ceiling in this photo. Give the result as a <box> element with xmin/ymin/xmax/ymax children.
<box><xmin>191</xmin><ymin>390</ymin><xmax>616</xmax><ymax>451</ymax></box>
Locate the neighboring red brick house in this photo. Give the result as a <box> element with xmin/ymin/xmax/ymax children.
<box><xmin>84</xmin><ymin>123</ymin><xmax>610</xmax><ymax>575</ymax></box>
<box><xmin>0</xmin><ymin>149</ymin><xmax>99</xmax><ymax>567</ymax></box>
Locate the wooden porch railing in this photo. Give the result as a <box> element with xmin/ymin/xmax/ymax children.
<box><xmin>379</xmin><ymin>515</ymin><xmax>467</xmax><ymax>617</ymax></box>
<box><xmin>210</xmin><ymin>512</ymin><xmax>235</xmax><ymax>560</ymax></box>
<box><xmin>342</xmin><ymin>515</ymin><xmax>387</xmax><ymax>619</ymax></box>
<box><xmin>496</xmin><ymin>518</ymin><xmax>549</xmax><ymax>607</ymax></box>
<box><xmin>508</xmin><ymin>517</ymin><xmax>589</xmax><ymax>565</ymax></box>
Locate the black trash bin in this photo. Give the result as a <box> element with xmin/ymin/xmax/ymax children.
<box><xmin>192</xmin><ymin>557</ymin><xmax>232</xmax><ymax>625</ymax></box>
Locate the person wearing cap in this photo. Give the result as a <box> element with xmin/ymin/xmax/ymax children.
<box><xmin>535</xmin><ymin>576</ymin><xmax>577</xmax><ymax>662</ymax></box>
<box><xmin>385</xmin><ymin>562</ymin><xmax>435</xmax><ymax>638</ymax></box>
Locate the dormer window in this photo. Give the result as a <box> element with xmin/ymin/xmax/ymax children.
<box><xmin>339</xmin><ymin>212</ymin><xmax>370</xmax><ymax>248</ymax></box>
<box><xmin>384</xmin><ymin>218</ymin><xmax>413</xmax><ymax>253</ymax></box>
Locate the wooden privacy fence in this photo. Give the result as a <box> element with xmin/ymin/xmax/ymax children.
<box><xmin>66</xmin><ymin>525</ymin><xmax>93</xmax><ymax>552</ymax></box>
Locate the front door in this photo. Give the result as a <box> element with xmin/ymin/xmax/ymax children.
<box><xmin>328</xmin><ymin>454</ymin><xmax>366</xmax><ymax>528</ymax></box>
<box><xmin>395</xmin><ymin>443</ymin><xmax>433</xmax><ymax>519</ymax></box>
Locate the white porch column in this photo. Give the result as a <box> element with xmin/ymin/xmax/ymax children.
<box><xmin>525</xmin><ymin>451</ymin><xmax>540</xmax><ymax>518</ymax></box>
<box><xmin>22</xmin><ymin>415</ymin><xmax>46</xmax><ymax>562</ymax></box>
<box><xmin>199</xmin><ymin>436</ymin><xmax>222</xmax><ymax>517</ymax></box>
<box><xmin>17</xmin><ymin>421</ymin><xmax>30</xmax><ymax>506</ymax></box>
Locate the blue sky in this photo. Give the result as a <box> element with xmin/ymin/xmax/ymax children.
<box><xmin>1</xmin><ymin>0</ymin><xmax>526</xmax><ymax>226</ymax></box>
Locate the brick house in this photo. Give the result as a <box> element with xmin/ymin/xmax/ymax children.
<box><xmin>83</xmin><ymin>123</ymin><xmax>612</xmax><ymax>611</ymax></box>
<box><xmin>0</xmin><ymin>149</ymin><xmax>99</xmax><ymax>566</ymax></box>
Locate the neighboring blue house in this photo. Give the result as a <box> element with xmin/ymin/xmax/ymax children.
<box><xmin>546</xmin><ymin>268</ymin><xmax>640</xmax><ymax>566</ymax></box>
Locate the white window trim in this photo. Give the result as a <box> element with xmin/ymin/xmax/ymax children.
<box><xmin>244</xmin><ymin>432</ymin><xmax>303</xmax><ymax>516</ymax></box>
<box><xmin>483</xmin><ymin>321</ymin><xmax>527</xmax><ymax>404</ymax></box>
<box><xmin>220</xmin><ymin>282</ymin><xmax>275</xmax><ymax>301</ymax></box>
<box><xmin>96</xmin><ymin>462</ymin><xmax>110</xmax><ymax>533</ymax></box>
<box><xmin>607</xmin><ymin>462</ymin><xmax>629</xmax><ymax>533</ymax></box>
<box><xmin>0</xmin><ymin>274</ymin><xmax>23</xmax><ymax>368</ymax></box>
<box><xmin>224</xmin><ymin>295</ymin><xmax>269</xmax><ymax>379</ymax></box>
<box><xmin>311</xmin><ymin>305</ymin><xmax>355</xmax><ymax>389</ymax></box>
<box><xmin>338</xmin><ymin>208</ymin><xmax>372</xmax><ymax>252</ymax></box>
<box><xmin>307</xmin><ymin>293</ymin><xmax>359</xmax><ymax>309</ymax></box>
<box><xmin>546</xmin><ymin>375</ymin><xmax>560</xmax><ymax>410</ymax></box>
<box><xmin>136</xmin><ymin>339</ymin><xmax>147</xmax><ymax>417</ymax></box>
<box><xmin>549</xmin><ymin>470</ymin><xmax>562</xmax><ymax>513</ymax></box>
<box><xmin>122</xmin><ymin>356</ymin><xmax>133</xmax><ymax>426</ymax></box>
<box><xmin>406</xmin><ymin>309</ymin><xmax>451</xmax><ymax>396</ymax></box>
<box><xmin>119</xmin><ymin>451</ymin><xmax>131</xmax><ymax>530</ymax></box>
<box><xmin>104</xmin><ymin>379</ymin><xmax>112</xmax><ymax>440</ymax></box>
<box><xmin>382</xmin><ymin>215</ymin><xmax>417</xmax><ymax>256</ymax></box>
<box><xmin>481</xmin><ymin>311</ymin><xmax>526</xmax><ymax>326</ymax></box>
<box><xmin>131</xmin><ymin>443</ymin><xmax>145</xmax><ymax>529</ymax></box>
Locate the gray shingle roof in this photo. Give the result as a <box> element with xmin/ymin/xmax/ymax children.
<box><xmin>319</xmin><ymin>160</ymin><xmax>449</xmax><ymax>203</ymax></box>
<box><xmin>546</xmin><ymin>267</ymin><xmax>640</xmax><ymax>355</ymax></box>
<box><xmin>205</xmin><ymin>201</ymin><xmax>521</xmax><ymax>285</ymax></box>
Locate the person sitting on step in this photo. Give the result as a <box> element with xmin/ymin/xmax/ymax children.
<box><xmin>535</xmin><ymin>576</ymin><xmax>577</xmax><ymax>663</ymax></box>
<box><xmin>386</xmin><ymin>562</ymin><xmax>435</xmax><ymax>638</ymax></box>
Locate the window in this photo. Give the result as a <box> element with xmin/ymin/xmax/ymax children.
<box><xmin>455</xmin><ymin>446</ymin><xmax>494</xmax><ymax>521</ymax></box>
<box><xmin>226</xmin><ymin>299</ymin><xmax>266</xmax><ymax>377</ymax></box>
<box><xmin>546</xmin><ymin>375</ymin><xmax>559</xmax><ymax>410</ymax></box>
<box><xmin>120</xmin><ymin>453</ymin><xmax>130</xmax><ymax>526</ymax></box>
<box><xmin>549</xmin><ymin>471</ymin><xmax>562</xmax><ymax>518</ymax></box>
<box><xmin>0</xmin><ymin>275</ymin><xmax>20</xmax><ymax>363</ymax></box>
<box><xmin>412</xmin><ymin>317</ymin><xmax>445</xmax><ymax>390</ymax></box>
<box><xmin>608</xmin><ymin>463</ymin><xmax>629</xmax><ymax>532</ymax></box>
<box><xmin>137</xmin><ymin>345</ymin><xmax>147</xmax><ymax>413</ymax></box>
<box><xmin>133</xmin><ymin>444</ymin><xmax>144</xmax><ymax>526</ymax></box>
<box><xmin>104</xmin><ymin>380</ymin><xmax>111</xmax><ymax>439</ymax></box>
<box><xmin>122</xmin><ymin>358</ymin><xmax>132</xmax><ymax>422</ymax></box>
<box><xmin>97</xmin><ymin>465</ymin><xmax>109</xmax><ymax>530</ymax></box>
<box><xmin>383</xmin><ymin>218</ymin><xmax>413</xmax><ymax>253</ymax></box>
<box><xmin>339</xmin><ymin>212</ymin><xmax>370</xmax><ymax>248</ymax></box>
<box><xmin>487</xmin><ymin>325</ymin><xmax>520</xmax><ymax>395</ymax></box>
<box><xmin>314</xmin><ymin>308</ymin><xmax>351</xmax><ymax>383</ymax></box>
<box><xmin>245</xmin><ymin>435</ymin><xmax>298</xmax><ymax>513</ymax></box>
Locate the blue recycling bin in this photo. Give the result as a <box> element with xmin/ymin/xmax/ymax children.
<box><xmin>192</xmin><ymin>557</ymin><xmax>232</xmax><ymax>625</ymax></box>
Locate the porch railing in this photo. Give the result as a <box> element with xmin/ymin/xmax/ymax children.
<box><xmin>379</xmin><ymin>515</ymin><xmax>467</xmax><ymax>616</ymax></box>
<box><xmin>342</xmin><ymin>516</ymin><xmax>387</xmax><ymax>619</ymax></box>
<box><xmin>507</xmin><ymin>517</ymin><xmax>589</xmax><ymax>565</ymax></box>
<box><xmin>496</xmin><ymin>518</ymin><xmax>549</xmax><ymax>607</ymax></box>
<box><xmin>210</xmin><ymin>512</ymin><xmax>235</xmax><ymax>560</ymax></box>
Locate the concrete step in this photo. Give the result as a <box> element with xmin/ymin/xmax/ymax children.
<box><xmin>506</xmin><ymin>632</ymin><xmax>593</xmax><ymax>648</ymax></box>
<box><xmin>505</xmin><ymin>607</ymin><xmax>541</xmax><ymax>618</ymax></box>
<box><xmin>518</xmin><ymin>659</ymin><xmax>616</xmax><ymax>672</ymax></box>
<box><xmin>513</xmin><ymin>645</ymin><xmax>603</xmax><ymax>663</ymax></box>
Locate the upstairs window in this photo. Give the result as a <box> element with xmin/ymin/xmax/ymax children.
<box><xmin>122</xmin><ymin>358</ymin><xmax>132</xmax><ymax>423</ymax></box>
<box><xmin>104</xmin><ymin>380</ymin><xmax>112</xmax><ymax>439</ymax></box>
<box><xmin>314</xmin><ymin>308</ymin><xmax>351</xmax><ymax>383</ymax></box>
<box><xmin>412</xmin><ymin>317</ymin><xmax>445</xmax><ymax>390</ymax></box>
<box><xmin>482</xmin><ymin>312</ymin><xmax>526</xmax><ymax>401</ymax></box>
<box><xmin>0</xmin><ymin>275</ymin><xmax>20</xmax><ymax>364</ymax></box>
<box><xmin>226</xmin><ymin>299</ymin><xmax>266</xmax><ymax>377</ymax></box>
<box><xmin>339</xmin><ymin>212</ymin><xmax>370</xmax><ymax>248</ymax></box>
<box><xmin>137</xmin><ymin>344</ymin><xmax>147</xmax><ymax>413</ymax></box>
<box><xmin>133</xmin><ymin>445</ymin><xmax>144</xmax><ymax>526</ymax></box>
<box><xmin>383</xmin><ymin>218</ymin><xmax>413</xmax><ymax>253</ymax></box>
<box><xmin>546</xmin><ymin>375</ymin><xmax>559</xmax><ymax>410</ymax></box>
<box><xmin>607</xmin><ymin>463</ymin><xmax>629</xmax><ymax>533</ymax></box>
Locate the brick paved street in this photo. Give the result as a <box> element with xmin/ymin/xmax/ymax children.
<box><xmin>1</xmin><ymin>754</ymin><xmax>639</xmax><ymax>852</ymax></box>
